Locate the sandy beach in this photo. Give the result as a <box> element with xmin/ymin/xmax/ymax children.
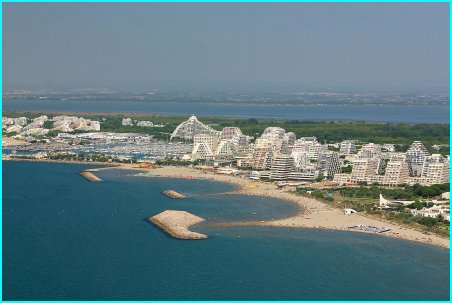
<box><xmin>114</xmin><ymin>164</ymin><xmax>450</xmax><ymax>249</ymax></box>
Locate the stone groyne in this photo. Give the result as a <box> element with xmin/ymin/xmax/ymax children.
<box><xmin>162</xmin><ymin>190</ymin><xmax>186</xmax><ymax>199</ymax></box>
<box><xmin>80</xmin><ymin>171</ymin><xmax>103</xmax><ymax>183</ymax></box>
<box><xmin>149</xmin><ymin>210</ymin><xmax>208</xmax><ymax>240</ymax></box>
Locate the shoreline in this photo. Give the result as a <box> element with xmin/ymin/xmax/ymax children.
<box><xmin>124</xmin><ymin>164</ymin><xmax>450</xmax><ymax>249</ymax></box>
<box><xmin>4</xmin><ymin>159</ymin><xmax>450</xmax><ymax>249</ymax></box>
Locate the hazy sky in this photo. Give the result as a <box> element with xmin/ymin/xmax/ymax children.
<box><xmin>3</xmin><ymin>3</ymin><xmax>450</xmax><ymax>91</ymax></box>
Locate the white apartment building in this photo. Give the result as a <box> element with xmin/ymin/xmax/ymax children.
<box><xmin>308</xmin><ymin>143</ymin><xmax>327</xmax><ymax>161</ymax></box>
<box><xmin>252</xmin><ymin>148</ymin><xmax>273</xmax><ymax>170</ymax></box>
<box><xmin>261</xmin><ymin>127</ymin><xmax>286</xmax><ymax>140</ymax></box>
<box><xmin>284</xmin><ymin>132</ymin><xmax>297</xmax><ymax>146</ymax></box>
<box><xmin>220</xmin><ymin>127</ymin><xmax>243</xmax><ymax>140</ymax></box>
<box><xmin>191</xmin><ymin>134</ymin><xmax>219</xmax><ymax>160</ymax></box>
<box><xmin>270</xmin><ymin>155</ymin><xmax>295</xmax><ymax>180</ymax></box>
<box><xmin>421</xmin><ymin>154</ymin><xmax>450</xmax><ymax>185</ymax></box>
<box><xmin>382</xmin><ymin>155</ymin><xmax>410</xmax><ymax>186</ymax></box>
<box><xmin>214</xmin><ymin>140</ymin><xmax>236</xmax><ymax>160</ymax></box>
<box><xmin>122</xmin><ymin>118</ymin><xmax>133</xmax><ymax>126</ymax></box>
<box><xmin>350</xmin><ymin>157</ymin><xmax>379</xmax><ymax>183</ymax></box>
<box><xmin>406</xmin><ymin>141</ymin><xmax>430</xmax><ymax>176</ymax></box>
<box><xmin>358</xmin><ymin>143</ymin><xmax>381</xmax><ymax>159</ymax></box>
<box><xmin>171</xmin><ymin>115</ymin><xmax>220</xmax><ymax>140</ymax></box>
<box><xmin>291</xmin><ymin>150</ymin><xmax>309</xmax><ymax>170</ymax></box>
<box><xmin>317</xmin><ymin>152</ymin><xmax>341</xmax><ymax>179</ymax></box>
<box><xmin>340</xmin><ymin>140</ymin><xmax>356</xmax><ymax>154</ymax></box>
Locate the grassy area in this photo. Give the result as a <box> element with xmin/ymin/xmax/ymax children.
<box><xmin>3</xmin><ymin>111</ymin><xmax>450</xmax><ymax>146</ymax></box>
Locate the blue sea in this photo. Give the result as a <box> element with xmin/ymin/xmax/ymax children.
<box><xmin>2</xmin><ymin>161</ymin><xmax>450</xmax><ymax>300</ymax></box>
<box><xmin>2</xmin><ymin>100</ymin><xmax>450</xmax><ymax>124</ymax></box>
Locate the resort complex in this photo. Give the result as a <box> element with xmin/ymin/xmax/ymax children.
<box><xmin>3</xmin><ymin>114</ymin><xmax>450</xmax><ymax>227</ymax></box>
<box><xmin>3</xmin><ymin>114</ymin><xmax>449</xmax><ymax>187</ymax></box>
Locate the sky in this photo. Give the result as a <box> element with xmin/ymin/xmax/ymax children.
<box><xmin>3</xmin><ymin>3</ymin><xmax>450</xmax><ymax>92</ymax></box>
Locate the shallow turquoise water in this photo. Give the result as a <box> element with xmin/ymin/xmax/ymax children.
<box><xmin>3</xmin><ymin>161</ymin><xmax>450</xmax><ymax>300</ymax></box>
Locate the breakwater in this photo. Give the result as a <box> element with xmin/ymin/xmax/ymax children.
<box><xmin>80</xmin><ymin>171</ymin><xmax>103</xmax><ymax>183</ymax></box>
<box><xmin>162</xmin><ymin>190</ymin><xmax>186</xmax><ymax>199</ymax></box>
<box><xmin>149</xmin><ymin>210</ymin><xmax>208</xmax><ymax>240</ymax></box>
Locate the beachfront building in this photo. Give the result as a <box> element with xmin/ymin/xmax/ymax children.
<box><xmin>410</xmin><ymin>205</ymin><xmax>450</xmax><ymax>222</ymax></box>
<box><xmin>317</xmin><ymin>151</ymin><xmax>341</xmax><ymax>179</ymax></box>
<box><xmin>214</xmin><ymin>140</ymin><xmax>236</xmax><ymax>160</ymax></box>
<box><xmin>254</xmin><ymin>127</ymin><xmax>295</xmax><ymax>155</ymax></box>
<box><xmin>340</xmin><ymin>140</ymin><xmax>356</xmax><ymax>154</ymax></box>
<box><xmin>255</xmin><ymin>137</ymin><xmax>289</xmax><ymax>155</ymax></box>
<box><xmin>235</xmin><ymin>155</ymin><xmax>254</xmax><ymax>168</ymax></box>
<box><xmin>270</xmin><ymin>154</ymin><xmax>295</xmax><ymax>180</ymax></box>
<box><xmin>287</xmin><ymin>170</ymin><xmax>318</xmax><ymax>181</ymax></box>
<box><xmin>261</xmin><ymin>127</ymin><xmax>286</xmax><ymax>140</ymax></box>
<box><xmin>350</xmin><ymin>157</ymin><xmax>379</xmax><ymax>184</ymax></box>
<box><xmin>382</xmin><ymin>154</ymin><xmax>410</xmax><ymax>186</ymax></box>
<box><xmin>290</xmin><ymin>138</ymin><xmax>317</xmax><ymax>170</ymax></box>
<box><xmin>191</xmin><ymin>134</ymin><xmax>219</xmax><ymax>160</ymax></box>
<box><xmin>220</xmin><ymin>127</ymin><xmax>242</xmax><ymax>140</ymax></box>
<box><xmin>171</xmin><ymin>115</ymin><xmax>221</xmax><ymax>140</ymax></box>
<box><xmin>284</xmin><ymin>132</ymin><xmax>297</xmax><ymax>146</ymax></box>
<box><xmin>308</xmin><ymin>143</ymin><xmax>327</xmax><ymax>161</ymax></box>
<box><xmin>420</xmin><ymin>154</ymin><xmax>450</xmax><ymax>185</ymax></box>
<box><xmin>358</xmin><ymin>143</ymin><xmax>381</xmax><ymax>159</ymax></box>
<box><xmin>291</xmin><ymin>150</ymin><xmax>309</xmax><ymax>170</ymax></box>
<box><xmin>406</xmin><ymin>141</ymin><xmax>430</xmax><ymax>176</ymax></box>
<box><xmin>252</xmin><ymin>148</ymin><xmax>273</xmax><ymax>169</ymax></box>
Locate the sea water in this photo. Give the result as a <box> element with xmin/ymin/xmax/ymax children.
<box><xmin>2</xmin><ymin>161</ymin><xmax>449</xmax><ymax>300</ymax></box>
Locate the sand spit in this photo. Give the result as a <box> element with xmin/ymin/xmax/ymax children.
<box><xmin>80</xmin><ymin>171</ymin><xmax>103</xmax><ymax>183</ymax></box>
<box><xmin>149</xmin><ymin>210</ymin><xmax>208</xmax><ymax>240</ymax></box>
<box><xmin>162</xmin><ymin>190</ymin><xmax>186</xmax><ymax>199</ymax></box>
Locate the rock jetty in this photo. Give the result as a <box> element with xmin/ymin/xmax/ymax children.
<box><xmin>162</xmin><ymin>190</ymin><xmax>186</xmax><ymax>199</ymax></box>
<box><xmin>149</xmin><ymin>210</ymin><xmax>208</xmax><ymax>240</ymax></box>
<box><xmin>80</xmin><ymin>171</ymin><xmax>103</xmax><ymax>182</ymax></box>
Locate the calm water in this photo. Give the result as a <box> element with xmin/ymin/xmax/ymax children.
<box><xmin>3</xmin><ymin>161</ymin><xmax>450</xmax><ymax>300</ymax></box>
<box><xmin>3</xmin><ymin>100</ymin><xmax>449</xmax><ymax>123</ymax></box>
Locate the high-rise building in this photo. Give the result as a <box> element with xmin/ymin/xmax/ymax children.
<box><xmin>340</xmin><ymin>140</ymin><xmax>356</xmax><ymax>154</ymax></box>
<box><xmin>382</xmin><ymin>154</ymin><xmax>410</xmax><ymax>186</ymax></box>
<box><xmin>421</xmin><ymin>154</ymin><xmax>450</xmax><ymax>185</ymax></box>
<box><xmin>171</xmin><ymin>115</ymin><xmax>220</xmax><ymax>140</ymax></box>
<box><xmin>350</xmin><ymin>158</ymin><xmax>379</xmax><ymax>183</ymax></box>
<box><xmin>270</xmin><ymin>155</ymin><xmax>295</xmax><ymax>180</ymax></box>
<box><xmin>358</xmin><ymin>143</ymin><xmax>381</xmax><ymax>158</ymax></box>
<box><xmin>252</xmin><ymin>148</ymin><xmax>273</xmax><ymax>170</ymax></box>
<box><xmin>406</xmin><ymin>141</ymin><xmax>430</xmax><ymax>176</ymax></box>
<box><xmin>191</xmin><ymin>134</ymin><xmax>219</xmax><ymax>160</ymax></box>
<box><xmin>317</xmin><ymin>151</ymin><xmax>341</xmax><ymax>179</ymax></box>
